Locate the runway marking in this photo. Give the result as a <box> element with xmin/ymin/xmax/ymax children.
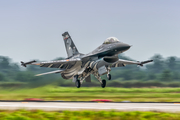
<box><xmin>0</xmin><ymin>104</ymin><xmax>118</xmax><ymax>110</ymax></box>
<box><xmin>0</xmin><ymin>103</ymin><xmax>180</xmax><ymax>112</ymax></box>
<box><xmin>21</xmin><ymin>102</ymin><xmax>28</xmax><ymax>104</ymax></box>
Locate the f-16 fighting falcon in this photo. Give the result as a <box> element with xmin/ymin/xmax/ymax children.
<box><xmin>21</xmin><ymin>32</ymin><xmax>153</xmax><ymax>88</ymax></box>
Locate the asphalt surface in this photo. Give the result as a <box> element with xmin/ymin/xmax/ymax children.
<box><xmin>0</xmin><ymin>102</ymin><xmax>180</xmax><ymax>112</ymax></box>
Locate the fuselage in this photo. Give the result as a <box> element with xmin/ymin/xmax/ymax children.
<box><xmin>70</xmin><ymin>41</ymin><xmax>131</xmax><ymax>60</ymax></box>
<box><xmin>86</xmin><ymin>41</ymin><xmax>130</xmax><ymax>59</ymax></box>
<box><xmin>61</xmin><ymin>38</ymin><xmax>131</xmax><ymax>80</ymax></box>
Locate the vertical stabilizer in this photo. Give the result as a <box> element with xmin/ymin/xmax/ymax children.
<box><xmin>62</xmin><ymin>32</ymin><xmax>79</xmax><ymax>58</ymax></box>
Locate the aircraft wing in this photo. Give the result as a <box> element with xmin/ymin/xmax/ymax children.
<box><xmin>22</xmin><ymin>58</ymin><xmax>81</xmax><ymax>69</ymax></box>
<box><xmin>32</xmin><ymin>58</ymin><xmax>81</xmax><ymax>69</ymax></box>
<box><xmin>111</xmin><ymin>59</ymin><xmax>153</xmax><ymax>67</ymax></box>
<box><xmin>35</xmin><ymin>69</ymin><xmax>63</xmax><ymax>76</ymax></box>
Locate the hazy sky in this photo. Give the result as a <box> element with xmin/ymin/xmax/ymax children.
<box><xmin>0</xmin><ymin>0</ymin><xmax>180</xmax><ymax>63</ymax></box>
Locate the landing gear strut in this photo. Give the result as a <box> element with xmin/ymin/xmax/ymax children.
<box><xmin>107</xmin><ymin>74</ymin><xmax>111</xmax><ymax>80</ymax></box>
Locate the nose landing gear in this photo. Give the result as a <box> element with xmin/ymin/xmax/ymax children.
<box><xmin>93</xmin><ymin>73</ymin><xmax>107</xmax><ymax>88</ymax></box>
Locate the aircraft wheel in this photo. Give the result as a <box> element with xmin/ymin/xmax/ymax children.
<box><xmin>75</xmin><ymin>80</ymin><xmax>81</xmax><ymax>88</ymax></box>
<box><xmin>107</xmin><ymin>74</ymin><xmax>111</xmax><ymax>80</ymax></box>
<box><xmin>101</xmin><ymin>79</ymin><xmax>106</xmax><ymax>88</ymax></box>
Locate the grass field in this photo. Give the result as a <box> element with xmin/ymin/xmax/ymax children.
<box><xmin>1</xmin><ymin>86</ymin><xmax>180</xmax><ymax>102</ymax></box>
<box><xmin>0</xmin><ymin>110</ymin><xmax>180</xmax><ymax>120</ymax></box>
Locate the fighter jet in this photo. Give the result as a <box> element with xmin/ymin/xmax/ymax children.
<box><xmin>21</xmin><ymin>32</ymin><xmax>153</xmax><ymax>88</ymax></box>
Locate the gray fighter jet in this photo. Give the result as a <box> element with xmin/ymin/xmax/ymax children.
<box><xmin>21</xmin><ymin>32</ymin><xmax>153</xmax><ymax>88</ymax></box>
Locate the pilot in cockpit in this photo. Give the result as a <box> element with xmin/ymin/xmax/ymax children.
<box><xmin>103</xmin><ymin>37</ymin><xmax>120</xmax><ymax>44</ymax></box>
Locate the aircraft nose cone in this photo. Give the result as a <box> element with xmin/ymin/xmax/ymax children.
<box><xmin>116</xmin><ymin>43</ymin><xmax>131</xmax><ymax>51</ymax></box>
<box><xmin>108</xmin><ymin>43</ymin><xmax>131</xmax><ymax>54</ymax></box>
<box><xmin>123</xmin><ymin>44</ymin><xmax>131</xmax><ymax>50</ymax></box>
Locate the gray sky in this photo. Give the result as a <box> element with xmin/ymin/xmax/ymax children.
<box><xmin>0</xmin><ymin>0</ymin><xmax>180</xmax><ymax>62</ymax></box>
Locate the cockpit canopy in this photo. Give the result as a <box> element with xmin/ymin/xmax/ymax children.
<box><xmin>103</xmin><ymin>37</ymin><xmax>120</xmax><ymax>44</ymax></box>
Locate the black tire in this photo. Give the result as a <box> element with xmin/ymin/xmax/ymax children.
<box><xmin>101</xmin><ymin>79</ymin><xmax>106</xmax><ymax>88</ymax></box>
<box><xmin>75</xmin><ymin>80</ymin><xmax>81</xmax><ymax>88</ymax></box>
<box><xmin>107</xmin><ymin>74</ymin><xmax>111</xmax><ymax>80</ymax></box>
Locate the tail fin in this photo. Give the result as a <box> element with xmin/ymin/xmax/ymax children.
<box><xmin>62</xmin><ymin>32</ymin><xmax>79</xmax><ymax>58</ymax></box>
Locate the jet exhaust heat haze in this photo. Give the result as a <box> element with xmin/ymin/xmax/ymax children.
<box><xmin>21</xmin><ymin>32</ymin><xmax>153</xmax><ymax>88</ymax></box>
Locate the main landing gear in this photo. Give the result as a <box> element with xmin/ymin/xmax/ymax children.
<box><xmin>74</xmin><ymin>73</ymin><xmax>108</xmax><ymax>88</ymax></box>
<box><xmin>107</xmin><ymin>74</ymin><xmax>111</xmax><ymax>80</ymax></box>
<box><xmin>101</xmin><ymin>79</ymin><xmax>106</xmax><ymax>88</ymax></box>
<box><xmin>75</xmin><ymin>80</ymin><xmax>81</xmax><ymax>88</ymax></box>
<box><xmin>74</xmin><ymin>75</ymin><xmax>81</xmax><ymax>88</ymax></box>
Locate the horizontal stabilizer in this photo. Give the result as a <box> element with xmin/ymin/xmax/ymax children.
<box><xmin>35</xmin><ymin>70</ymin><xmax>63</xmax><ymax>76</ymax></box>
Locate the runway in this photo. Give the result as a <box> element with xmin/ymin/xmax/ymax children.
<box><xmin>0</xmin><ymin>102</ymin><xmax>180</xmax><ymax>112</ymax></box>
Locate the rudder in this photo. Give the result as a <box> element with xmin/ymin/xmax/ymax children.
<box><xmin>62</xmin><ymin>32</ymin><xmax>79</xmax><ymax>58</ymax></box>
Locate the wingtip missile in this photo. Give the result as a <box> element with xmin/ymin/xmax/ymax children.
<box><xmin>21</xmin><ymin>60</ymin><xmax>37</xmax><ymax>67</ymax></box>
<box><xmin>21</xmin><ymin>61</ymin><xmax>26</xmax><ymax>67</ymax></box>
<box><xmin>138</xmin><ymin>60</ymin><xmax>153</xmax><ymax>66</ymax></box>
